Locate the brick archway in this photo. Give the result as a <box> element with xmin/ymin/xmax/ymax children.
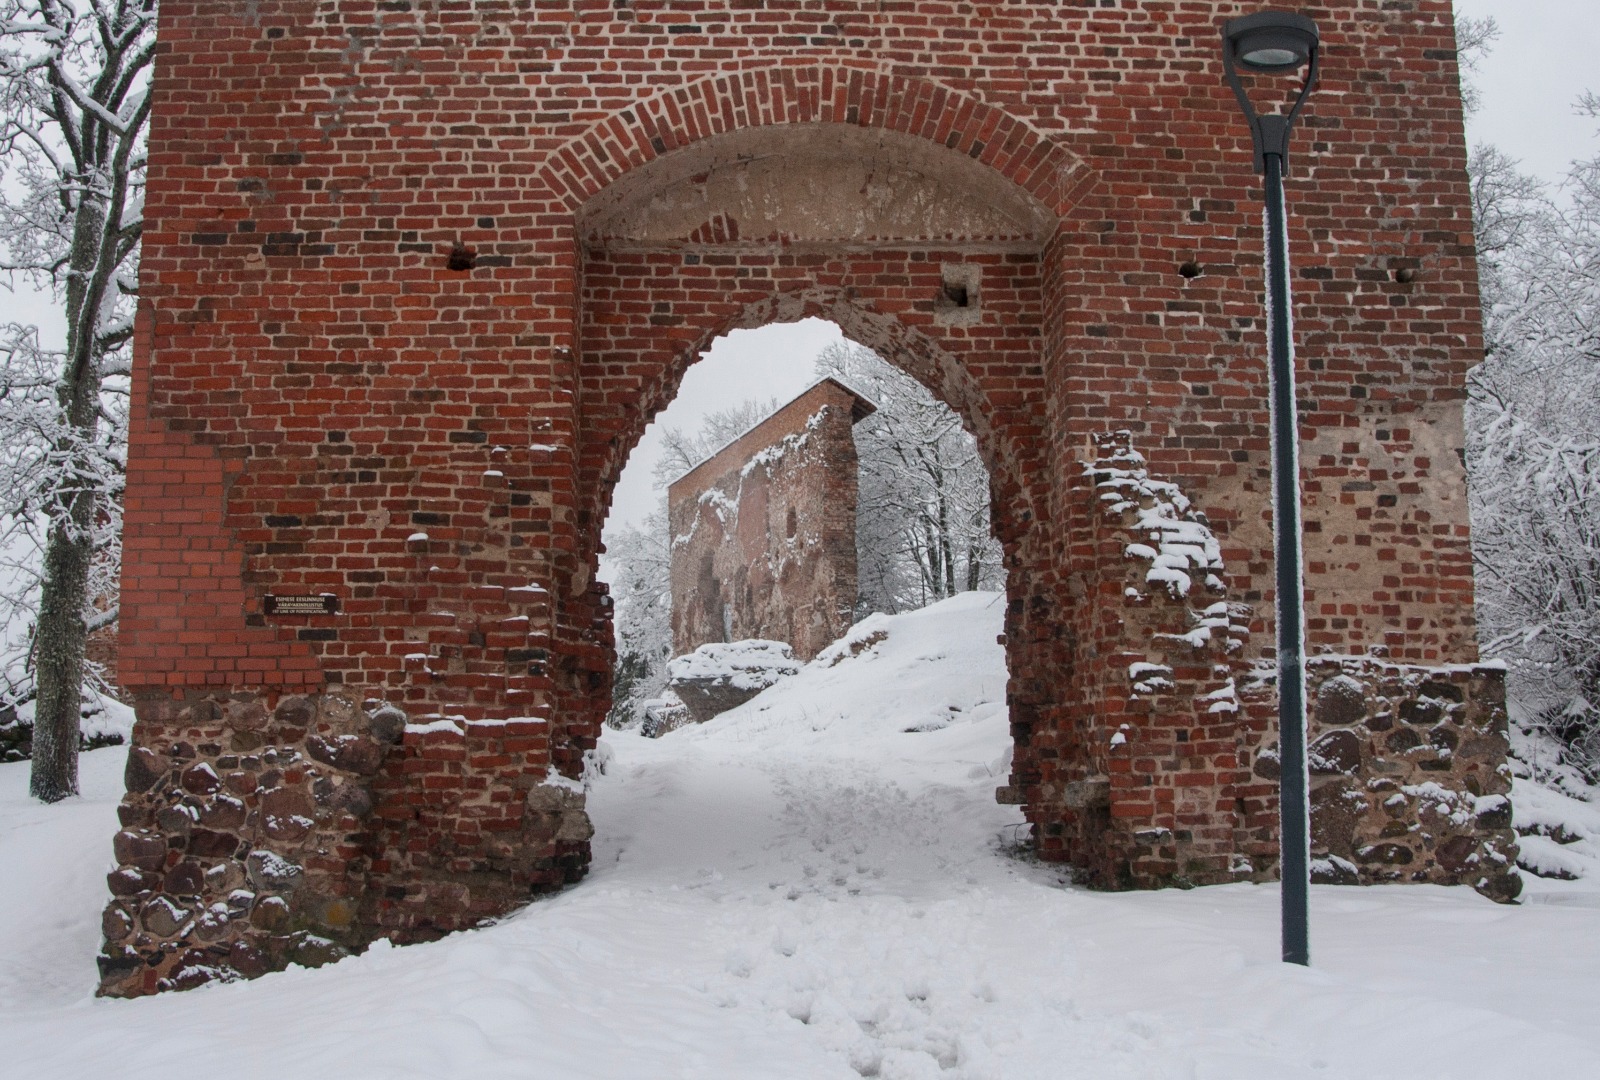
<box><xmin>566</xmin><ymin>119</ymin><xmax>1068</xmax><ymax>896</ymax></box>
<box><xmin>535</xmin><ymin>63</ymin><xmax>1090</xmax><ymax>218</ymax></box>
<box><xmin>101</xmin><ymin>1</ymin><xmax>1517</xmax><ymax>998</ymax></box>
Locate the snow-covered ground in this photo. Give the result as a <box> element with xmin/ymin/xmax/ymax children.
<box><xmin>3</xmin><ymin>591</ymin><xmax>1599</xmax><ymax>1078</ymax></box>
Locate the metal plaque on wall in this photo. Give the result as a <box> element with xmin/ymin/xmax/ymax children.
<box><xmin>262</xmin><ymin>594</ymin><xmax>339</xmax><ymax>616</ymax></box>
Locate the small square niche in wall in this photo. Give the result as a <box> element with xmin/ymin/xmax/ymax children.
<box><xmin>935</xmin><ymin>262</ymin><xmax>981</xmax><ymax>326</ymax></box>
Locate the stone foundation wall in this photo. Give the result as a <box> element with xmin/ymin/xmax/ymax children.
<box><xmin>99</xmin><ymin>690</ymin><xmax>594</xmax><ymax>996</ymax></box>
<box><xmin>1294</xmin><ymin>659</ymin><xmax>1517</xmax><ymax>901</ymax></box>
<box><xmin>98</xmin><ymin>691</ymin><xmax>403</xmax><ymax>996</ymax></box>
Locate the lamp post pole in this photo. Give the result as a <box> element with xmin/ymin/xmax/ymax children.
<box><xmin>1262</xmin><ymin>145</ymin><xmax>1309</xmax><ymax>967</ymax></box>
<box><xmin>1221</xmin><ymin>9</ymin><xmax>1320</xmax><ymax>968</ymax></box>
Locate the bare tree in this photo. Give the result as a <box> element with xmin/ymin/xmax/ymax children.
<box><xmin>1452</xmin><ymin>14</ymin><xmax>1498</xmax><ymax>118</ymax></box>
<box><xmin>0</xmin><ymin>0</ymin><xmax>153</xmax><ymax>801</ymax></box>
<box><xmin>649</xmin><ymin>397</ymin><xmax>778</xmax><ymax>489</ymax></box>
<box><xmin>1466</xmin><ymin>74</ymin><xmax>1600</xmax><ymax>778</ymax></box>
<box><xmin>814</xmin><ymin>340</ymin><xmax>1001</xmax><ymax>615</ymax></box>
<box><xmin>603</xmin><ymin>500</ymin><xmax>674</xmax><ymax>728</ymax></box>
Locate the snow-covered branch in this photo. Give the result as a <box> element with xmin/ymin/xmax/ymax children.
<box><xmin>1467</xmin><ymin>108</ymin><xmax>1600</xmax><ymax>779</ymax></box>
<box><xmin>0</xmin><ymin>0</ymin><xmax>151</xmax><ymax>800</ymax></box>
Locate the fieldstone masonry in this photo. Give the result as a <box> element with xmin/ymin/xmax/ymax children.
<box><xmin>107</xmin><ymin>1</ymin><xmax>1510</xmax><ymax>994</ymax></box>
<box><xmin>101</xmin><ymin>691</ymin><xmax>402</xmax><ymax>994</ymax></box>
<box><xmin>1297</xmin><ymin>658</ymin><xmax>1517</xmax><ymax>900</ymax></box>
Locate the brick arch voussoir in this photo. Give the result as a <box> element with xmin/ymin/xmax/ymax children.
<box><xmin>544</xmin><ymin>63</ymin><xmax>1091</xmax><ymax>219</ymax></box>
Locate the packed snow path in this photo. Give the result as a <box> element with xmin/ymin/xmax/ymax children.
<box><xmin>3</xmin><ymin>593</ymin><xmax>1600</xmax><ymax>1078</ymax></box>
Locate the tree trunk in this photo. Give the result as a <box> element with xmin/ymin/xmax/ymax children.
<box><xmin>936</xmin><ymin>490</ymin><xmax>956</xmax><ymax>598</ymax></box>
<box><xmin>29</xmin><ymin>510</ymin><xmax>93</xmax><ymax>802</ymax></box>
<box><xmin>917</xmin><ymin>517</ymin><xmax>940</xmax><ymax>601</ymax></box>
<box><xmin>1563</xmin><ymin>657</ymin><xmax>1600</xmax><ymax>754</ymax></box>
<box><xmin>28</xmin><ymin>194</ymin><xmax>106</xmax><ymax>803</ymax></box>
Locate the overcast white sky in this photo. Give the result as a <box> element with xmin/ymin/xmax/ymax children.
<box><xmin>3</xmin><ymin>2</ymin><xmax>1592</xmax><ymax>543</ymax></box>
<box><xmin>1454</xmin><ymin>0</ymin><xmax>1599</xmax><ymax>184</ymax></box>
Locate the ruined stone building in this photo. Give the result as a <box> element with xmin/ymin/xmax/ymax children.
<box><xmin>99</xmin><ymin>1</ymin><xmax>1518</xmax><ymax>997</ymax></box>
<box><xmin>668</xmin><ymin>378</ymin><xmax>875</xmax><ymax>662</ymax></box>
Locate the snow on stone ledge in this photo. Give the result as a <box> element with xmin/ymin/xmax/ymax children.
<box><xmin>405</xmin><ymin>716</ymin><xmax>465</xmax><ymax>736</ymax></box>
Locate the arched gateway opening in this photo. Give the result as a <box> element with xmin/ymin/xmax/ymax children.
<box><xmin>567</xmin><ymin>120</ymin><xmax>1105</xmax><ymax>880</ymax></box>
<box><xmin>103</xmin><ymin>9</ymin><xmax>1516</xmax><ymax>998</ymax></box>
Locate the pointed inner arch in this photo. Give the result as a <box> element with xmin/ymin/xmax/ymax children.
<box><xmin>585</xmin><ymin>293</ymin><xmax>1032</xmax><ymax>560</ymax></box>
<box><xmin>575</xmin><ymin>119</ymin><xmax>1060</xmax><ymax>549</ymax></box>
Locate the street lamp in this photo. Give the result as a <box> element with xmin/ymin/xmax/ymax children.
<box><xmin>1221</xmin><ymin>9</ymin><xmax>1320</xmax><ymax>968</ymax></box>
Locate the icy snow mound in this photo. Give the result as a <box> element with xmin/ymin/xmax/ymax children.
<box><xmin>667</xmin><ymin>638</ymin><xmax>801</xmax><ymax>689</ymax></box>
<box><xmin>2</xmin><ymin>696</ymin><xmax>134</xmax><ymax>763</ymax></box>
<box><xmin>678</xmin><ymin>591</ymin><xmax>1008</xmax><ymax>743</ymax></box>
<box><xmin>1513</xmin><ymin>777</ymin><xmax>1600</xmax><ymax>882</ymax></box>
<box><xmin>667</xmin><ymin>639</ymin><xmax>805</xmax><ymax>724</ymax></box>
<box><xmin>85</xmin><ymin>699</ymin><xmax>136</xmax><ymax>741</ymax></box>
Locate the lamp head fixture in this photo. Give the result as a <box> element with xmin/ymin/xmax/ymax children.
<box><xmin>1228</xmin><ymin>11</ymin><xmax>1318</xmax><ymax>71</ymax></box>
<box><xmin>1222</xmin><ymin>10</ymin><xmax>1321</xmax><ymax>173</ymax></box>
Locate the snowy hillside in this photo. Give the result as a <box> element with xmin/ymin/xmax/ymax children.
<box><xmin>3</xmin><ymin>592</ymin><xmax>1600</xmax><ymax>1078</ymax></box>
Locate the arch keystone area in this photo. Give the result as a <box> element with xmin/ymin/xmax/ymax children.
<box><xmin>100</xmin><ymin>0</ymin><xmax>1515</xmax><ymax>998</ymax></box>
<box><xmin>543</xmin><ymin>65</ymin><xmax>1088</xmax><ymax>218</ymax></box>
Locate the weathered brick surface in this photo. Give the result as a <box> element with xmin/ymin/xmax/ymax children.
<box><xmin>668</xmin><ymin>378</ymin><xmax>872</xmax><ymax>661</ymax></box>
<box><xmin>107</xmin><ymin>0</ymin><xmax>1506</xmax><ymax>993</ymax></box>
<box><xmin>1030</xmin><ymin>433</ymin><xmax>1518</xmax><ymax>898</ymax></box>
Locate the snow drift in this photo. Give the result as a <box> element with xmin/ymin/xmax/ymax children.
<box><xmin>1</xmin><ymin>592</ymin><xmax>1598</xmax><ymax>1078</ymax></box>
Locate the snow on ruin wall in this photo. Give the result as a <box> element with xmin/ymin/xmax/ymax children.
<box><xmin>1002</xmin><ymin>433</ymin><xmax>1516</xmax><ymax>900</ymax></box>
<box><xmin>667</xmin><ymin>380</ymin><xmax>871</xmax><ymax>663</ymax></box>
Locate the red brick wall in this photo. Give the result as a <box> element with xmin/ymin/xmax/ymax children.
<box><xmin>667</xmin><ymin>379</ymin><xmax>869</xmax><ymax>661</ymax></box>
<box><xmin>101</xmin><ymin>0</ymin><xmax>1509</xmax><ymax>995</ymax></box>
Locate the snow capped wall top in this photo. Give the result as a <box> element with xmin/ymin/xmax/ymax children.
<box><xmin>666</xmin><ymin>377</ymin><xmax>876</xmax><ymax>497</ymax></box>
